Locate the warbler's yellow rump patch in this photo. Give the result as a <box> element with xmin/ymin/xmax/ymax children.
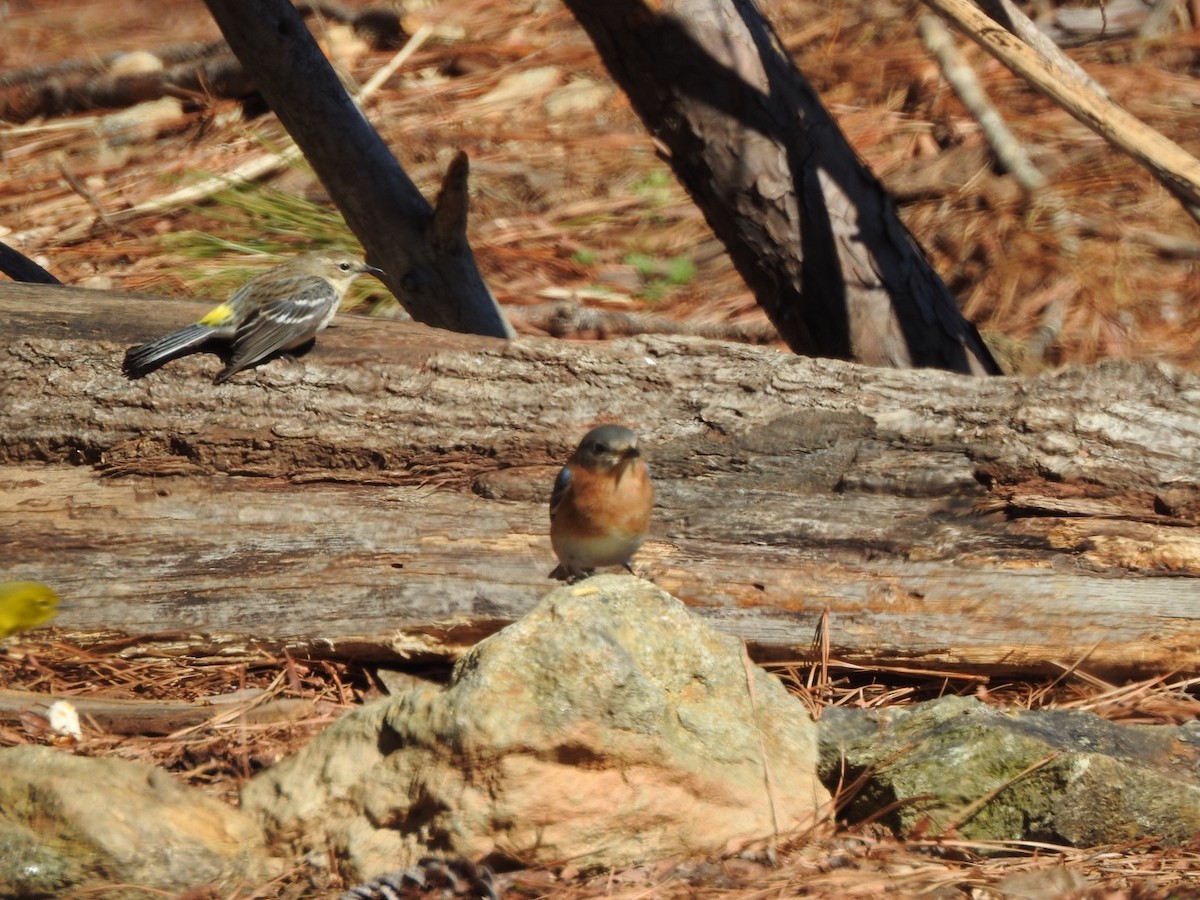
<box><xmin>199</xmin><ymin>303</ymin><xmax>235</xmax><ymax>327</ymax></box>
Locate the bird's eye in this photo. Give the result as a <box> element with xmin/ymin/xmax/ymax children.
<box><xmin>593</xmin><ymin>442</ymin><xmax>608</xmax><ymax>454</ymax></box>
<box><xmin>339</xmin><ymin>262</ymin><xmax>352</xmax><ymax>272</ymax></box>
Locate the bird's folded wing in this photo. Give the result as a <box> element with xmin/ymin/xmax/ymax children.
<box><xmin>227</xmin><ymin>277</ymin><xmax>340</xmax><ymax>368</ymax></box>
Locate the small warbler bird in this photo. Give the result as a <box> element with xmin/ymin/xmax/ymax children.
<box><xmin>0</xmin><ymin>582</ymin><xmax>61</xmax><ymax>640</ymax></box>
<box><xmin>123</xmin><ymin>250</ymin><xmax>383</xmax><ymax>384</ymax></box>
<box><xmin>550</xmin><ymin>424</ymin><xmax>654</xmax><ymax>580</ymax></box>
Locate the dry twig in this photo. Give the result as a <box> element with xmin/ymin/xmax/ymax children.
<box><xmin>921</xmin><ymin>0</ymin><xmax>1200</xmax><ymax>224</ymax></box>
<box><xmin>918</xmin><ymin>16</ymin><xmax>1046</xmax><ymax>194</ymax></box>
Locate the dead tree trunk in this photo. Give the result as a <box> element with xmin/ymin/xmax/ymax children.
<box><xmin>2</xmin><ymin>282</ymin><xmax>1197</xmax><ymax>678</ymax></box>
<box><xmin>562</xmin><ymin>0</ymin><xmax>1001</xmax><ymax>375</ymax></box>
<box><xmin>201</xmin><ymin>0</ymin><xmax>514</xmax><ymax>339</ymax></box>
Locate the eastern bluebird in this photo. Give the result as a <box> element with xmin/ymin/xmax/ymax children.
<box><xmin>550</xmin><ymin>424</ymin><xmax>654</xmax><ymax>580</ymax></box>
<box><xmin>124</xmin><ymin>250</ymin><xmax>383</xmax><ymax>384</ymax></box>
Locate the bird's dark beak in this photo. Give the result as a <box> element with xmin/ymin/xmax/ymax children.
<box><xmin>621</xmin><ymin>447</ymin><xmax>640</xmax><ymax>460</ymax></box>
<box><xmin>363</xmin><ymin>263</ymin><xmax>386</xmax><ymax>278</ymax></box>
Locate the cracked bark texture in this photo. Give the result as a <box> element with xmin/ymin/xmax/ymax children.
<box><xmin>1</xmin><ymin>283</ymin><xmax>1198</xmax><ymax>676</ymax></box>
<box><xmin>562</xmin><ymin>0</ymin><xmax>1001</xmax><ymax>375</ymax></box>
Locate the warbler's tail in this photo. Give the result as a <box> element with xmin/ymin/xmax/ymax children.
<box><xmin>122</xmin><ymin>324</ymin><xmax>216</xmax><ymax>379</ymax></box>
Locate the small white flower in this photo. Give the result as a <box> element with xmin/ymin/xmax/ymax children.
<box><xmin>47</xmin><ymin>700</ymin><xmax>82</xmax><ymax>741</ymax></box>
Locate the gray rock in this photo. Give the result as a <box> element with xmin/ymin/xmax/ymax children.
<box><xmin>819</xmin><ymin>695</ymin><xmax>1200</xmax><ymax>845</ymax></box>
<box><xmin>0</xmin><ymin>744</ymin><xmax>271</xmax><ymax>897</ymax></box>
<box><xmin>243</xmin><ymin>575</ymin><xmax>830</xmax><ymax>879</ymax></box>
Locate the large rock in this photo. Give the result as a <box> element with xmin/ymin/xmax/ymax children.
<box><xmin>243</xmin><ymin>575</ymin><xmax>829</xmax><ymax>878</ymax></box>
<box><xmin>819</xmin><ymin>695</ymin><xmax>1200</xmax><ymax>845</ymax></box>
<box><xmin>0</xmin><ymin>744</ymin><xmax>271</xmax><ymax>897</ymax></box>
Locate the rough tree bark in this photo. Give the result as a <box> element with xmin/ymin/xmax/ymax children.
<box><xmin>201</xmin><ymin>0</ymin><xmax>514</xmax><ymax>339</ymax></box>
<box><xmin>562</xmin><ymin>0</ymin><xmax>1002</xmax><ymax>375</ymax></box>
<box><xmin>2</xmin><ymin>282</ymin><xmax>1198</xmax><ymax>678</ymax></box>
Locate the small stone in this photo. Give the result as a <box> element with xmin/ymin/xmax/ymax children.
<box><xmin>543</xmin><ymin>78</ymin><xmax>613</xmax><ymax>118</ymax></box>
<box><xmin>471</xmin><ymin>66</ymin><xmax>562</xmax><ymax>111</ymax></box>
<box><xmin>819</xmin><ymin>695</ymin><xmax>1200</xmax><ymax>845</ymax></box>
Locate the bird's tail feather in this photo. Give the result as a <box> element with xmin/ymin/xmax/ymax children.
<box><xmin>123</xmin><ymin>324</ymin><xmax>216</xmax><ymax>378</ymax></box>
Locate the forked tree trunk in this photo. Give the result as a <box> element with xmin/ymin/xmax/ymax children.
<box><xmin>202</xmin><ymin>0</ymin><xmax>514</xmax><ymax>339</ymax></box>
<box><xmin>563</xmin><ymin>0</ymin><xmax>1002</xmax><ymax>375</ymax></box>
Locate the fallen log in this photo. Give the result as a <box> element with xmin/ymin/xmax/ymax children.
<box><xmin>2</xmin><ymin>282</ymin><xmax>1197</xmax><ymax>677</ymax></box>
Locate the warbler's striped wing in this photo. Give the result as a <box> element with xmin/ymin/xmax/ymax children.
<box><xmin>215</xmin><ymin>276</ymin><xmax>341</xmax><ymax>383</ymax></box>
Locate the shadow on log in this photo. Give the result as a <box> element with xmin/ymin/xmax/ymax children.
<box><xmin>1</xmin><ymin>281</ymin><xmax>1198</xmax><ymax>677</ymax></box>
